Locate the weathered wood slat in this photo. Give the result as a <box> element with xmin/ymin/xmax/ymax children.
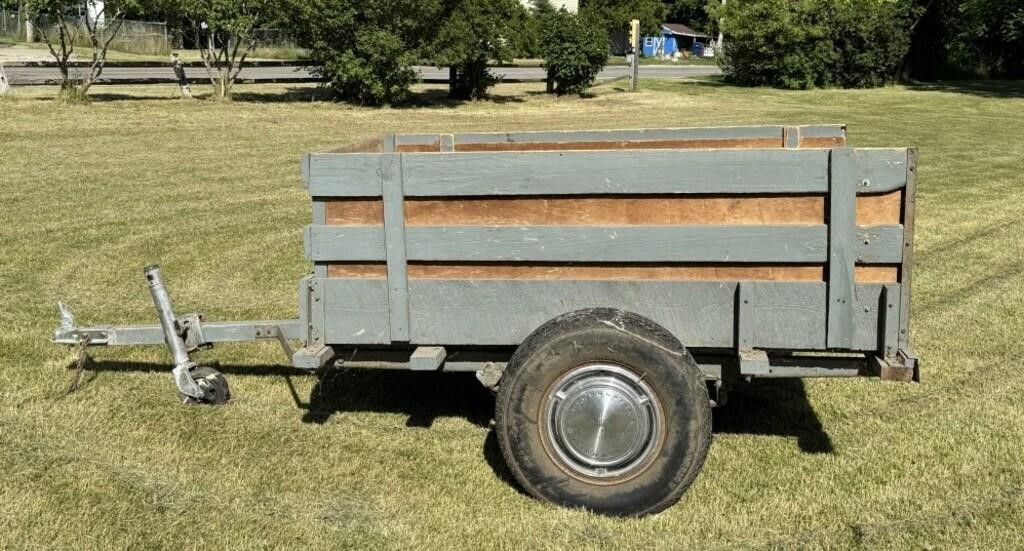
<box><xmin>828</xmin><ymin>149</ymin><xmax>858</xmax><ymax>348</ymax></box>
<box><xmin>317</xmin><ymin>277</ymin><xmax>887</xmax><ymax>351</ymax></box>
<box><xmin>380</xmin><ymin>145</ymin><xmax>410</xmax><ymax>342</ymax></box>
<box><xmin>305</xmin><ymin>224</ymin><xmax>903</xmax><ymax>264</ymax></box>
<box><xmin>306</xmin><ymin>154</ymin><xmax>383</xmax><ymax>195</ymax></box>
<box><xmin>394</xmin><ymin>124</ymin><xmax>846</xmax><ymax>149</ymax></box>
<box><xmin>399</xmin><ymin>149</ymin><xmax>831</xmax><ymax>196</ymax></box>
<box><xmin>323</xmin><ymin>263</ymin><xmax>899</xmax><ymax>283</ymax></box>
<box><xmin>854</xmin><ymin>149</ymin><xmax>909</xmax><ymax>193</ymax></box>
<box><xmin>306</xmin><ymin>226</ymin><xmax>387</xmax><ymax>261</ymax></box>
<box><xmin>320</xmin><ymin>192</ymin><xmax>903</xmax><ymax>227</ymax></box>
<box><xmin>306</xmin><ymin>148</ymin><xmax>906</xmax><ymax>197</ymax></box>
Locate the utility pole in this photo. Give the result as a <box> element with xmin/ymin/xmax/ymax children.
<box><xmin>628</xmin><ymin>19</ymin><xmax>639</xmax><ymax>91</ymax></box>
<box><xmin>716</xmin><ymin>0</ymin><xmax>725</xmax><ymax>52</ymax></box>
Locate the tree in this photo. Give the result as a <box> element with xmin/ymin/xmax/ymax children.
<box><xmin>427</xmin><ymin>0</ymin><xmax>528</xmax><ymax>100</ymax></box>
<box><xmin>176</xmin><ymin>0</ymin><xmax>283</xmax><ymax>99</ymax></box>
<box><xmin>580</xmin><ymin>0</ymin><xmax>666</xmax><ymax>53</ymax></box>
<box><xmin>713</xmin><ymin>0</ymin><xmax>915</xmax><ymax>89</ymax></box>
<box><xmin>22</xmin><ymin>0</ymin><xmax>137</xmax><ymax>102</ymax></box>
<box><xmin>666</xmin><ymin>0</ymin><xmax>710</xmax><ymax>30</ymax></box>
<box><xmin>539</xmin><ymin>7</ymin><xmax>609</xmax><ymax>95</ymax></box>
<box><xmin>287</xmin><ymin>0</ymin><xmax>439</xmax><ymax>105</ymax></box>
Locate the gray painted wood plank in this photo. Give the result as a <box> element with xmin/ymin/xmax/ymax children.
<box><xmin>899</xmin><ymin>149</ymin><xmax>917</xmax><ymax>351</ymax></box>
<box><xmin>316</xmin><ymin>278</ymin><xmax>883</xmax><ymax>351</ymax></box>
<box><xmin>436</xmin><ymin>124</ymin><xmax>845</xmax><ymax>145</ymax></box>
<box><xmin>798</xmin><ymin>124</ymin><xmax>847</xmax><ymax>138</ymax></box>
<box><xmin>737</xmin><ymin>282</ymin><xmax>754</xmax><ymax>351</ymax></box>
<box><xmin>748</xmin><ymin>281</ymin><xmax>828</xmax><ymax>349</ymax></box>
<box><xmin>305</xmin><ymin>147</ymin><xmax>902</xmax><ymax>198</ymax></box>
<box><xmin>306</xmin><ymin>226</ymin><xmax>386</xmax><ymax>261</ymax></box>
<box><xmin>381</xmin><ymin>152</ymin><xmax>411</xmax><ymax>341</ymax></box>
<box><xmin>856</xmin><ymin>225</ymin><xmax>904</xmax><ymax>264</ymax></box>
<box><xmin>321</xmin><ymin>278</ymin><xmax>391</xmax><ymax>344</ymax></box>
<box><xmin>784</xmin><ymin>126</ymin><xmax>800</xmax><ymax>148</ymax></box>
<box><xmin>399</xmin><ymin>149</ymin><xmax>831</xmax><ymax>196</ymax></box>
<box><xmin>305</xmin><ymin>223</ymin><xmax>903</xmax><ymax>264</ymax></box>
<box><xmin>407</xmin><ymin>225</ymin><xmax>828</xmax><ymax>263</ymax></box>
<box><xmin>881</xmin><ymin>283</ymin><xmax>901</xmax><ymax>358</ymax></box>
<box><xmin>828</xmin><ymin>149</ymin><xmax>858</xmax><ymax>348</ymax></box>
<box><xmin>440</xmin><ymin>134</ymin><xmax>455</xmax><ymax>152</ymax></box>
<box><xmin>407</xmin><ymin>279</ymin><xmax>738</xmax><ymax>347</ymax></box>
<box><xmin>307</xmin><ymin>154</ymin><xmax>384</xmax><ymax>197</ymax></box>
<box><xmin>855</xmin><ymin>149</ymin><xmax>908</xmax><ymax>193</ymax></box>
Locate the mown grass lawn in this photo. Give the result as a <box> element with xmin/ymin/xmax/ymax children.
<box><xmin>1</xmin><ymin>79</ymin><xmax>1023</xmax><ymax>550</ymax></box>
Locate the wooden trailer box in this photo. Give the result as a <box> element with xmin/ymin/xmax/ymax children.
<box><xmin>54</xmin><ymin>124</ymin><xmax>917</xmax><ymax>517</ymax></box>
<box><xmin>300</xmin><ymin>125</ymin><xmax>915</xmax><ymax>376</ymax></box>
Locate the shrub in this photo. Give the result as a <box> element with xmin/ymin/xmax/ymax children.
<box><xmin>539</xmin><ymin>9</ymin><xmax>609</xmax><ymax>96</ymax></box>
<box><xmin>715</xmin><ymin>0</ymin><xmax>915</xmax><ymax>89</ymax></box>
<box><xmin>428</xmin><ymin>0</ymin><xmax>527</xmax><ymax>100</ymax></box>
<box><xmin>315</xmin><ymin>29</ymin><xmax>419</xmax><ymax>105</ymax></box>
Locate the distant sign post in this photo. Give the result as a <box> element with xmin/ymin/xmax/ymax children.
<box><xmin>628</xmin><ymin>19</ymin><xmax>640</xmax><ymax>91</ymax></box>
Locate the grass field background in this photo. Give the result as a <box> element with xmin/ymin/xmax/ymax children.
<box><xmin>2</xmin><ymin>79</ymin><xmax>1023</xmax><ymax>549</ymax></box>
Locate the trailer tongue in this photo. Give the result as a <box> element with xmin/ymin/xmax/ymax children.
<box><xmin>51</xmin><ymin>125</ymin><xmax>917</xmax><ymax>516</ymax></box>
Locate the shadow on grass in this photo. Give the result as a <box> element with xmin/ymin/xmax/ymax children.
<box><xmin>70</xmin><ymin>359</ymin><xmax>832</xmax><ymax>493</ymax></box>
<box><xmin>714</xmin><ymin>379</ymin><xmax>834</xmax><ymax>454</ymax></box>
<box><xmin>904</xmin><ymin>79</ymin><xmax>1024</xmax><ymax>98</ymax></box>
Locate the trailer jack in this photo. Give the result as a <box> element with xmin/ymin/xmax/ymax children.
<box><xmin>54</xmin><ymin>265</ymin><xmax>309</xmax><ymax>404</ymax></box>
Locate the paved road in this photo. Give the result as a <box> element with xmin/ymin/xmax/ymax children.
<box><xmin>2</xmin><ymin>63</ymin><xmax>721</xmax><ymax>86</ymax></box>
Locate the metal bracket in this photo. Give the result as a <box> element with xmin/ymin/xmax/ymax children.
<box><xmin>475</xmin><ymin>362</ymin><xmax>504</xmax><ymax>391</ymax></box>
<box><xmin>874</xmin><ymin>349</ymin><xmax>919</xmax><ymax>383</ymax></box>
<box><xmin>179</xmin><ymin>313</ymin><xmax>209</xmax><ymax>352</ymax></box>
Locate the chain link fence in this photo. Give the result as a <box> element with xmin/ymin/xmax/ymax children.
<box><xmin>0</xmin><ymin>8</ymin><xmax>170</xmax><ymax>56</ymax></box>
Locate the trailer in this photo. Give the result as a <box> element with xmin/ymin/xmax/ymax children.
<box><xmin>53</xmin><ymin>124</ymin><xmax>918</xmax><ymax>516</ymax></box>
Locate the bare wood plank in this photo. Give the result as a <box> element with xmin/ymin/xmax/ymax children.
<box><xmin>325</xmin><ymin>263</ymin><xmax>898</xmax><ymax>283</ymax></box>
<box><xmin>406</xmin><ymin>196</ymin><xmax>825</xmax><ymax>225</ymax></box>
<box><xmin>856</xmin><ymin>190</ymin><xmax>903</xmax><ymax>225</ymax></box>
<box><xmin>324</xmin><ymin>194</ymin><xmax>898</xmax><ymax>227</ymax></box>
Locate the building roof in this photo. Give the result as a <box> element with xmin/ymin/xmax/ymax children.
<box><xmin>661</xmin><ymin>23</ymin><xmax>708</xmax><ymax>38</ymax></box>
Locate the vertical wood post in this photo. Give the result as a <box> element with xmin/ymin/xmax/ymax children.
<box><xmin>382</xmin><ymin>134</ymin><xmax>410</xmax><ymax>342</ymax></box>
<box><xmin>826</xmin><ymin>148</ymin><xmax>857</xmax><ymax>348</ymax></box>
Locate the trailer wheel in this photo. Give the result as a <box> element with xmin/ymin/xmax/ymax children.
<box><xmin>495</xmin><ymin>308</ymin><xmax>711</xmax><ymax>517</ymax></box>
<box><xmin>179</xmin><ymin>366</ymin><xmax>230</xmax><ymax>405</ymax></box>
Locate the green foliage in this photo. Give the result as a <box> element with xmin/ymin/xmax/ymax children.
<box><xmin>287</xmin><ymin>0</ymin><xmax>439</xmax><ymax>105</ymax></box>
<box><xmin>539</xmin><ymin>9</ymin><xmax>609</xmax><ymax>95</ymax></box>
<box><xmin>581</xmin><ymin>0</ymin><xmax>666</xmax><ymax>52</ymax></box>
<box><xmin>948</xmin><ymin>0</ymin><xmax>1024</xmax><ymax>77</ymax></box>
<box><xmin>667</xmin><ymin>0</ymin><xmax>710</xmax><ymax>30</ymax></box>
<box><xmin>177</xmin><ymin>0</ymin><xmax>283</xmax><ymax>99</ymax></box>
<box><xmin>22</xmin><ymin>0</ymin><xmax>142</xmax><ymax>101</ymax></box>
<box><xmin>581</xmin><ymin>0</ymin><xmax>667</xmax><ymax>35</ymax></box>
<box><xmin>428</xmin><ymin>0</ymin><xmax>528</xmax><ymax>100</ymax></box>
<box><xmin>715</xmin><ymin>0</ymin><xmax>915</xmax><ymax>89</ymax></box>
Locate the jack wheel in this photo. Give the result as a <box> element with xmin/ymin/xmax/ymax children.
<box><xmin>179</xmin><ymin>366</ymin><xmax>230</xmax><ymax>405</ymax></box>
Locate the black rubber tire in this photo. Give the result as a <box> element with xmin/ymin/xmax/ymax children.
<box><xmin>494</xmin><ymin>308</ymin><xmax>711</xmax><ymax>517</ymax></box>
<box><xmin>179</xmin><ymin>366</ymin><xmax>231</xmax><ymax>405</ymax></box>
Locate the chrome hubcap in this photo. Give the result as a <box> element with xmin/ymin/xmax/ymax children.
<box><xmin>543</xmin><ymin>363</ymin><xmax>663</xmax><ymax>479</ymax></box>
